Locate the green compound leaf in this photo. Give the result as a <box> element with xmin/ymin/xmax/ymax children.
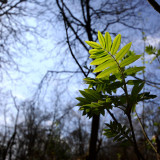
<box><xmin>131</xmin><ymin>82</ymin><xmax>145</xmax><ymax>97</ymax></box>
<box><xmin>84</xmin><ymin>76</ymin><xmax>123</xmax><ymax>95</ymax></box>
<box><xmin>120</xmin><ymin>55</ymin><xmax>141</xmax><ymax>67</ymax></box>
<box><xmin>89</xmin><ymin>51</ymin><xmax>107</xmax><ymax>59</ymax></box>
<box><xmin>103</xmin><ymin>121</ymin><xmax>131</xmax><ymax>144</ymax></box>
<box><xmin>116</xmin><ymin>42</ymin><xmax>132</xmax><ymax>61</ymax></box>
<box><xmin>127</xmin><ymin>79</ymin><xmax>144</xmax><ymax>85</ymax></box>
<box><xmin>83</xmin><ymin>102</ymin><xmax>101</xmax><ymax>108</ymax></box>
<box><xmin>106</xmin><ymin>97</ymin><xmax>112</xmax><ymax>103</ymax></box>
<box><xmin>137</xmin><ymin>92</ymin><xmax>156</xmax><ymax>101</ymax></box>
<box><xmin>96</xmin><ymin>66</ymin><xmax>118</xmax><ymax>78</ymax></box>
<box><xmin>78</xmin><ymin>31</ymin><xmax>154</xmax><ymax>119</ymax></box>
<box><xmin>104</xmin><ymin>32</ymin><xmax>112</xmax><ymax>52</ymax></box>
<box><xmin>90</xmin><ymin>55</ymin><xmax>110</xmax><ymax>65</ymax></box>
<box><xmin>89</xmin><ymin>49</ymin><xmax>104</xmax><ymax>54</ymax></box>
<box><xmin>130</xmin><ymin>82</ymin><xmax>145</xmax><ymax>106</ymax></box>
<box><xmin>79</xmin><ymin>90</ymin><xmax>96</xmax><ymax>102</ymax></box>
<box><xmin>110</xmin><ymin>34</ymin><xmax>121</xmax><ymax>55</ymax></box>
<box><xmin>93</xmin><ymin>59</ymin><xmax>116</xmax><ymax>73</ymax></box>
<box><xmin>84</xmin><ymin>89</ymin><xmax>101</xmax><ymax>100</ymax></box>
<box><xmin>76</xmin><ymin>97</ymin><xmax>90</xmax><ymax>106</ymax></box>
<box><xmin>124</xmin><ymin>66</ymin><xmax>145</xmax><ymax>75</ymax></box>
<box><xmin>98</xmin><ymin>31</ymin><xmax>105</xmax><ymax>48</ymax></box>
<box><xmin>145</xmin><ymin>45</ymin><xmax>156</xmax><ymax>55</ymax></box>
<box><xmin>76</xmin><ymin>89</ymin><xmax>107</xmax><ymax>118</ymax></box>
<box><xmin>85</xmin><ymin>41</ymin><xmax>101</xmax><ymax>49</ymax></box>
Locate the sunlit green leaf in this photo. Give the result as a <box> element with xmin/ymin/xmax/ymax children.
<box><xmin>90</xmin><ymin>55</ymin><xmax>110</xmax><ymax>65</ymax></box>
<box><xmin>89</xmin><ymin>49</ymin><xmax>104</xmax><ymax>54</ymax></box>
<box><xmin>96</xmin><ymin>66</ymin><xmax>118</xmax><ymax>78</ymax></box>
<box><xmin>120</xmin><ymin>55</ymin><xmax>141</xmax><ymax>67</ymax></box>
<box><xmin>124</xmin><ymin>66</ymin><xmax>145</xmax><ymax>75</ymax></box>
<box><xmin>84</xmin><ymin>102</ymin><xmax>101</xmax><ymax>108</ymax></box>
<box><xmin>89</xmin><ymin>51</ymin><xmax>107</xmax><ymax>59</ymax></box>
<box><xmin>85</xmin><ymin>41</ymin><xmax>101</xmax><ymax>49</ymax></box>
<box><xmin>111</xmin><ymin>34</ymin><xmax>121</xmax><ymax>55</ymax></box>
<box><xmin>116</xmin><ymin>42</ymin><xmax>132</xmax><ymax>61</ymax></box>
<box><xmin>93</xmin><ymin>60</ymin><xmax>116</xmax><ymax>73</ymax></box>
<box><xmin>104</xmin><ymin>32</ymin><xmax>112</xmax><ymax>52</ymax></box>
<box><xmin>106</xmin><ymin>97</ymin><xmax>111</xmax><ymax>103</ymax></box>
<box><xmin>98</xmin><ymin>31</ymin><xmax>105</xmax><ymax>48</ymax></box>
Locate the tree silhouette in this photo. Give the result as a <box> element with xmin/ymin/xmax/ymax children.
<box><xmin>38</xmin><ymin>0</ymin><xmax>150</xmax><ymax>159</ymax></box>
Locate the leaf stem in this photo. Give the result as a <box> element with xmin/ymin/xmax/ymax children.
<box><xmin>104</xmin><ymin>49</ymin><xmax>129</xmax><ymax>109</ymax></box>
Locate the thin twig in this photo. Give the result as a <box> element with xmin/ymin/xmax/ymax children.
<box><xmin>135</xmin><ymin>110</ymin><xmax>157</xmax><ymax>153</ymax></box>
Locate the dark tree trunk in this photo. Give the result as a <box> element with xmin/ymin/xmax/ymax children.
<box><xmin>85</xmin><ymin>1</ymin><xmax>100</xmax><ymax>159</ymax></box>
<box><xmin>87</xmin><ymin>115</ymin><xmax>100</xmax><ymax>160</ymax></box>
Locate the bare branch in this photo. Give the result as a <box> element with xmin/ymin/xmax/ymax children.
<box><xmin>147</xmin><ymin>0</ymin><xmax>160</xmax><ymax>14</ymax></box>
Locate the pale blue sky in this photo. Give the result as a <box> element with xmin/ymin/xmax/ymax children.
<box><xmin>0</xmin><ymin>0</ymin><xmax>160</xmax><ymax>127</ymax></box>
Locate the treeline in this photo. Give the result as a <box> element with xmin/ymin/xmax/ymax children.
<box><xmin>0</xmin><ymin>98</ymin><xmax>159</xmax><ymax>160</ymax></box>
